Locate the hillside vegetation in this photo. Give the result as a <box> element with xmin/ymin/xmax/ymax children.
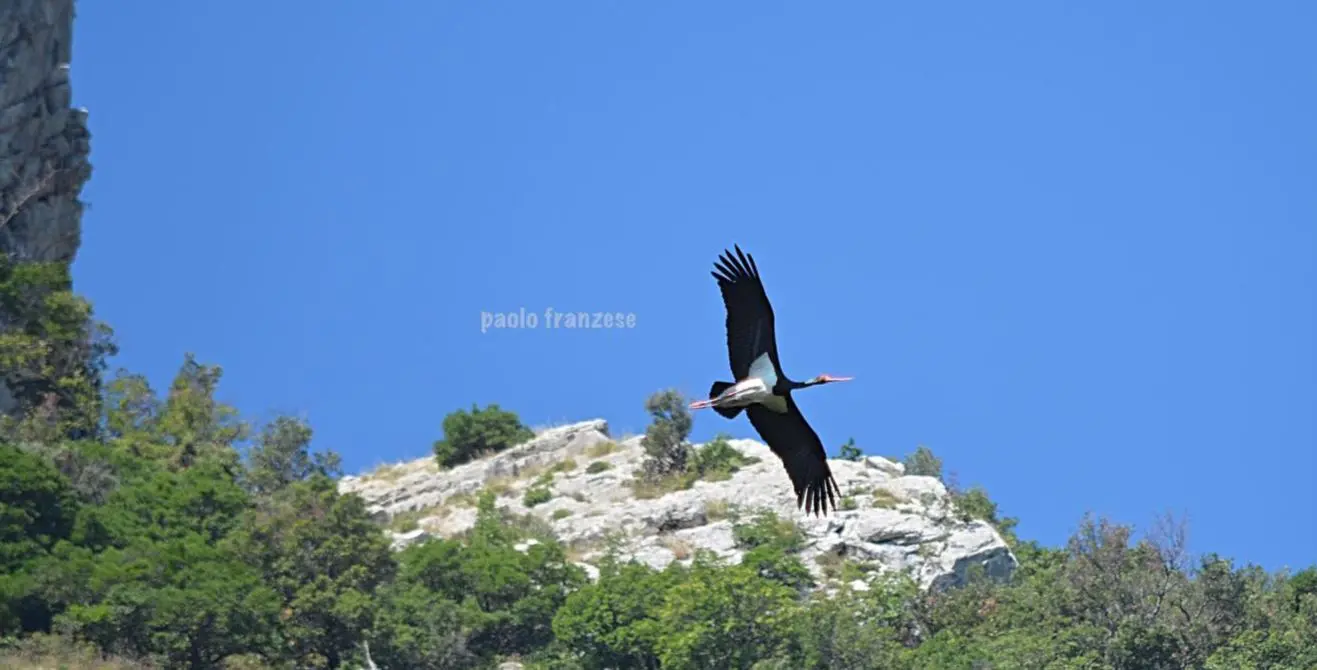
<box><xmin>1</xmin><ymin>255</ymin><xmax>1315</xmax><ymax>669</ymax></box>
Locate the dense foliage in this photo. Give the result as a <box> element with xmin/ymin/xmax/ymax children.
<box><xmin>0</xmin><ymin>256</ymin><xmax>1313</xmax><ymax>669</ymax></box>
<box><xmin>433</xmin><ymin>404</ymin><xmax>535</xmax><ymax>469</ymax></box>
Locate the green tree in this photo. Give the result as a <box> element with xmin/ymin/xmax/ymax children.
<box><xmin>950</xmin><ymin>485</ymin><xmax>1019</xmax><ymax>545</ymax></box>
<box><xmin>54</xmin><ymin>536</ymin><xmax>281</xmax><ymax>668</ymax></box>
<box><xmin>367</xmin><ymin>581</ymin><xmax>476</xmax><ymax>669</ymax></box>
<box><xmin>433</xmin><ymin>404</ymin><xmax>534</xmax><ymax>469</ymax></box>
<box><xmin>244</xmin><ymin>415</ymin><xmax>341</xmax><ymax>496</ymax></box>
<box><xmin>156</xmin><ymin>354</ymin><xmax>247</xmax><ymax>470</ymax></box>
<box><xmin>421</xmin><ymin>492</ymin><xmax>586</xmax><ymax>657</ymax></box>
<box><xmin>0</xmin><ymin>257</ymin><xmax>115</xmax><ymax>441</ymax></box>
<box><xmin>639</xmin><ymin>389</ymin><xmax>692</xmax><ymax>480</ymax></box>
<box><xmin>788</xmin><ymin>576</ymin><xmax>917</xmax><ymax>669</ymax></box>
<box><xmin>837</xmin><ymin>437</ymin><xmax>863</xmax><ymax>461</ymax></box>
<box><xmin>0</xmin><ymin>445</ymin><xmax>79</xmax><ymax>569</ymax></box>
<box><xmin>655</xmin><ymin>557</ymin><xmax>801</xmax><ymax>669</ymax></box>
<box><xmin>0</xmin><ymin>445</ymin><xmax>80</xmax><ymax>634</ymax></box>
<box><xmin>225</xmin><ymin>475</ymin><xmax>396</xmax><ymax>668</ymax></box>
<box><xmin>553</xmin><ymin>559</ymin><xmax>686</xmax><ymax>670</ymax></box>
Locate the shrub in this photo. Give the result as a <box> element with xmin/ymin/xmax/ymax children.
<box><xmin>815</xmin><ymin>551</ymin><xmax>846</xmax><ymax>579</ymax></box>
<box><xmin>639</xmin><ymin>389</ymin><xmax>692</xmax><ymax>481</ymax></box>
<box><xmin>631</xmin><ymin>472</ymin><xmax>696</xmax><ymax>499</ymax></box>
<box><xmin>732</xmin><ymin>510</ymin><xmax>805</xmax><ymax>554</ymax></box>
<box><xmin>872</xmin><ymin>488</ymin><xmax>902</xmax><ymax>509</ymax></box>
<box><xmin>691</xmin><ymin>434</ymin><xmax>758</xmax><ymax>481</ymax></box>
<box><xmin>705</xmin><ymin>499</ymin><xmax>731</xmax><ymax>521</ymax></box>
<box><xmin>838</xmin><ymin>437</ymin><xmax>863</xmax><ymax>461</ymax></box>
<box><xmin>552</xmin><ymin>509</ymin><xmax>572</xmax><ymax>521</ymax></box>
<box><xmin>585</xmin><ymin>461</ymin><xmax>612</xmax><ymax>474</ymax></box>
<box><xmin>903</xmin><ymin>445</ymin><xmax>943</xmax><ymax>479</ymax></box>
<box><xmin>524</xmin><ymin>485</ymin><xmax>552</xmax><ymax>507</ymax></box>
<box><xmin>951</xmin><ymin>485</ymin><xmax>1019</xmax><ymax>544</ymax></box>
<box><xmin>485</xmin><ymin>477</ymin><xmax>514</xmax><ymax>497</ymax></box>
<box><xmin>433</xmin><ymin>404</ymin><xmax>534</xmax><ymax>469</ymax></box>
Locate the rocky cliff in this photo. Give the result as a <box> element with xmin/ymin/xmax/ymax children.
<box><xmin>0</xmin><ymin>0</ymin><xmax>91</xmax><ymax>415</ymax></box>
<box><xmin>339</xmin><ymin>419</ymin><xmax>1018</xmax><ymax>592</ymax></box>
<box><xmin>0</xmin><ymin>0</ymin><xmax>88</xmax><ymax>264</ymax></box>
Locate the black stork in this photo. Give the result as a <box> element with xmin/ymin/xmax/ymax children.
<box><xmin>689</xmin><ymin>245</ymin><xmax>852</xmax><ymax>516</ymax></box>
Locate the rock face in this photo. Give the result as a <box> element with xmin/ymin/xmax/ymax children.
<box><xmin>0</xmin><ymin>0</ymin><xmax>91</xmax><ymax>415</ymax></box>
<box><xmin>339</xmin><ymin>419</ymin><xmax>1018</xmax><ymax>591</ymax></box>
<box><xmin>0</xmin><ymin>0</ymin><xmax>90</xmax><ymax>264</ymax></box>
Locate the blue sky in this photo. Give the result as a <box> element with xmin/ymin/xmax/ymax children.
<box><xmin>71</xmin><ymin>2</ymin><xmax>1313</xmax><ymax>571</ymax></box>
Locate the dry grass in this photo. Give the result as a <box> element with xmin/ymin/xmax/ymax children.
<box><xmin>661</xmin><ymin>537</ymin><xmax>694</xmax><ymax>560</ymax></box>
<box><xmin>513</xmin><ymin>456</ymin><xmax>578</xmax><ymax>483</ymax></box>
<box><xmin>369</xmin><ymin>462</ymin><xmax>409</xmax><ymax>481</ymax></box>
<box><xmin>485</xmin><ymin>477</ymin><xmax>515</xmax><ymax>497</ymax></box>
<box><xmin>585</xmin><ymin>440</ymin><xmax>620</xmax><ymax>459</ymax></box>
<box><xmin>704</xmin><ymin>499</ymin><xmax>731</xmax><ymax>521</ymax></box>
<box><xmin>630</xmin><ymin>473</ymin><xmax>695</xmax><ymax>500</ymax></box>
<box><xmin>872</xmin><ymin>487</ymin><xmax>905</xmax><ymax>509</ymax></box>
<box><xmin>446</xmin><ymin>491</ymin><xmax>478</xmax><ymax>507</ymax></box>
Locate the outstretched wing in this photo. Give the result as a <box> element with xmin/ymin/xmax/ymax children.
<box><xmin>711</xmin><ymin>245</ymin><xmax>779</xmax><ymax>381</ymax></box>
<box><xmin>746</xmin><ymin>398</ymin><xmax>840</xmax><ymax>516</ymax></box>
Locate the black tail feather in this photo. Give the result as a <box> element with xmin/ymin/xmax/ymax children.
<box><xmin>708</xmin><ymin>381</ymin><xmax>743</xmax><ymax>419</ymax></box>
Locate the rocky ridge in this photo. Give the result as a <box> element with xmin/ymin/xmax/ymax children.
<box><xmin>339</xmin><ymin>419</ymin><xmax>1018</xmax><ymax>591</ymax></box>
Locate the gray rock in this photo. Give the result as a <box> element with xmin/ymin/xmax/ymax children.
<box><xmin>1</xmin><ymin>0</ymin><xmax>92</xmax><ymax>416</ymax></box>
<box><xmin>340</xmin><ymin>419</ymin><xmax>1018</xmax><ymax>591</ymax></box>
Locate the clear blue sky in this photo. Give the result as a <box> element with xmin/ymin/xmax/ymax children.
<box><xmin>71</xmin><ymin>2</ymin><xmax>1314</xmax><ymax>571</ymax></box>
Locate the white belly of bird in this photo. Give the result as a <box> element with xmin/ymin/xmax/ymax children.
<box><xmin>717</xmin><ymin>377</ymin><xmax>775</xmax><ymax>408</ymax></box>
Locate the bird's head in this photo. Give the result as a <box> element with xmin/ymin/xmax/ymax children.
<box><xmin>805</xmin><ymin>374</ymin><xmax>853</xmax><ymax>387</ymax></box>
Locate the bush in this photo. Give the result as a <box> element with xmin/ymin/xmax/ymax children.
<box><xmin>433</xmin><ymin>404</ymin><xmax>534</xmax><ymax>469</ymax></box>
<box><xmin>691</xmin><ymin>434</ymin><xmax>758</xmax><ymax>481</ymax></box>
<box><xmin>638</xmin><ymin>389</ymin><xmax>692</xmax><ymax>480</ymax></box>
<box><xmin>903</xmin><ymin>445</ymin><xmax>943</xmax><ymax>479</ymax></box>
<box><xmin>951</xmin><ymin>485</ymin><xmax>1019</xmax><ymax>544</ymax></box>
<box><xmin>838</xmin><ymin>437</ymin><xmax>863</xmax><ymax>461</ymax></box>
<box><xmin>524</xmin><ymin>486</ymin><xmax>552</xmax><ymax>507</ymax></box>
<box><xmin>732</xmin><ymin>510</ymin><xmax>805</xmax><ymax>554</ymax></box>
<box><xmin>585</xmin><ymin>461</ymin><xmax>612</xmax><ymax>474</ymax></box>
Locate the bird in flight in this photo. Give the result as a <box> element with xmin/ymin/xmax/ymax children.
<box><xmin>690</xmin><ymin>245</ymin><xmax>852</xmax><ymax>516</ymax></box>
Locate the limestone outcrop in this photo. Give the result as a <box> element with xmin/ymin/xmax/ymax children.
<box><xmin>339</xmin><ymin>419</ymin><xmax>1018</xmax><ymax>591</ymax></box>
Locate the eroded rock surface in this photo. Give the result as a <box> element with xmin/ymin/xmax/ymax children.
<box><xmin>339</xmin><ymin>419</ymin><xmax>1017</xmax><ymax>590</ymax></box>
